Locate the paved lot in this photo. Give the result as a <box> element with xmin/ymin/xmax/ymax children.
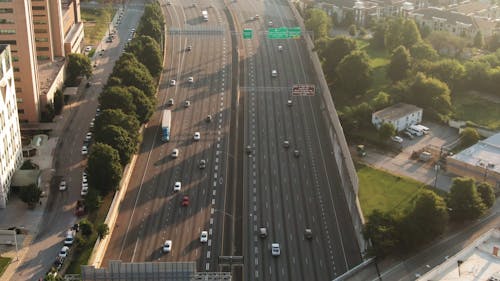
<box><xmin>362</xmin><ymin>122</ymin><xmax>460</xmax><ymax>192</ymax></box>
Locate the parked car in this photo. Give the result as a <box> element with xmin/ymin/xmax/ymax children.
<box><xmin>169</xmin><ymin>79</ymin><xmax>176</xmax><ymax>86</ymax></box>
<box><xmin>391</xmin><ymin>136</ymin><xmax>403</xmax><ymax>143</ymax></box>
<box><xmin>193</xmin><ymin>132</ymin><xmax>201</xmax><ymax>141</ymax></box>
<box><xmin>199</xmin><ymin>159</ymin><xmax>206</xmax><ymax>169</ymax></box>
<box><xmin>167</xmin><ymin>98</ymin><xmax>174</xmax><ymax>106</ymax></box>
<box><xmin>172</xmin><ymin>148</ymin><xmax>179</xmax><ymax>158</ymax></box>
<box><xmin>59</xmin><ymin>180</ymin><xmax>67</xmax><ymax>191</ymax></box>
<box><xmin>59</xmin><ymin>246</ymin><xmax>70</xmax><ymax>258</ymax></box>
<box><xmin>162</xmin><ymin>240</ymin><xmax>172</xmax><ymax>253</ymax></box>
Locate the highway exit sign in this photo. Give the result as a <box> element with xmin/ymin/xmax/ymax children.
<box><xmin>243</xmin><ymin>28</ymin><xmax>253</xmax><ymax>39</ymax></box>
<box><xmin>288</xmin><ymin>27</ymin><xmax>301</xmax><ymax>38</ymax></box>
<box><xmin>268</xmin><ymin>27</ymin><xmax>302</xmax><ymax>39</ymax></box>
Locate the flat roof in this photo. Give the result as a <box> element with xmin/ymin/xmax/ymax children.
<box><xmin>418</xmin><ymin>228</ymin><xmax>500</xmax><ymax>281</ymax></box>
<box><xmin>372</xmin><ymin>103</ymin><xmax>422</xmax><ymax>121</ymax></box>
<box><xmin>451</xmin><ymin>132</ymin><xmax>500</xmax><ymax>174</ymax></box>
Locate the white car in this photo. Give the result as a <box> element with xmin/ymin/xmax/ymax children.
<box><xmin>173</xmin><ymin>181</ymin><xmax>181</xmax><ymax>192</ymax></box>
<box><xmin>287</xmin><ymin>99</ymin><xmax>292</xmax><ymax>106</ymax></box>
<box><xmin>172</xmin><ymin>148</ymin><xmax>179</xmax><ymax>158</ymax></box>
<box><xmin>85</xmin><ymin>132</ymin><xmax>92</xmax><ymax>142</ymax></box>
<box><xmin>391</xmin><ymin>136</ymin><xmax>404</xmax><ymax>143</ymax></box>
<box><xmin>82</xmin><ymin>171</ymin><xmax>87</xmax><ymax>180</ymax></box>
<box><xmin>84</xmin><ymin>46</ymin><xmax>92</xmax><ymax>52</ymax></box>
<box><xmin>59</xmin><ymin>180</ymin><xmax>67</xmax><ymax>191</ymax></box>
<box><xmin>278</xmin><ymin>45</ymin><xmax>283</xmax><ymax>51</ymax></box>
<box><xmin>200</xmin><ymin>231</ymin><xmax>208</xmax><ymax>243</ymax></box>
<box><xmin>167</xmin><ymin>98</ymin><xmax>174</xmax><ymax>106</ymax></box>
<box><xmin>271</xmin><ymin>70</ymin><xmax>278</xmax><ymax>77</ymax></box>
<box><xmin>81</xmin><ymin>145</ymin><xmax>88</xmax><ymax>155</ymax></box>
<box><xmin>170</xmin><ymin>79</ymin><xmax>176</xmax><ymax>86</ymax></box>
<box><xmin>268</xmin><ymin>20</ymin><xmax>273</xmax><ymax>26</ymax></box>
<box><xmin>82</xmin><ymin>181</ymin><xmax>88</xmax><ymax>189</ymax></box>
<box><xmin>163</xmin><ymin>240</ymin><xmax>172</xmax><ymax>253</ymax></box>
<box><xmin>187</xmin><ymin>76</ymin><xmax>194</xmax><ymax>83</ymax></box>
<box><xmin>271</xmin><ymin>243</ymin><xmax>281</xmax><ymax>256</ymax></box>
<box><xmin>81</xmin><ymin>186</ymin><xmax>88</xmax><ymax>196</ymax></box>
<box><xmin>90</xmin><ymin>118</ymin><xmax>95</xmax><ymax>128</ymax></box>
<box><xmin>184</xmin><ymin>100</ymin><xmax>191</xmax><ymax>108</ymax></box>
<box><xmin>193</xmin><ymin>132</ymin><xmax>201</xmax><ymax>141</ymax></box>
<box><xmin>59</xmin><ymin>246</ymin><xmax>70</xmax><ymax>258</ymax></box>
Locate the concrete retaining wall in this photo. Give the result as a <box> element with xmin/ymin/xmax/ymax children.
<box><xmin>287</xmin><ymin>0</ymin><xmax>366</xmax><ymax>254</ymax></box>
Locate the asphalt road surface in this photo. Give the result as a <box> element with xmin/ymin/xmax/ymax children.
<box><xmin>230</xmin><ymin>0</ymin><xmax>363</xmax><ymax>280</ymax></box>
<box><xmin>102</xmin><ymin>0</ymin><xmax>233</xmax><ymax>272</ymax></box>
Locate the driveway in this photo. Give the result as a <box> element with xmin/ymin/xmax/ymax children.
<box><xmin>362</xmin><ymin>122</ymin><xmax>460</xmax><ymax>192</ymax></box>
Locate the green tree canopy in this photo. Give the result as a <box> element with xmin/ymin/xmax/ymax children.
<box><xmin>362</xmin><ymin>210</ymin><xmax>400</xmax><ymax>257</ymax></box>
<box><xmin>336</xmin><ymin>50</ymin><xmax>373</xmax><ymax>96</ymax></box>
<box><xmin>426</xmin><ymin>31</ymin><xmax>467</xmax><ymax>57</ymax></box>
<box><xmin>99</xmin><ymin>86</ymin><xmax>136</xmax><ymax>115</ymax></box>
<box><xmin>127</xmin><ymin>86</ymin><xmax>155</xmax><ymax>124</ymax></box>
<box><xmin>87</xmin><ymin>142</ymin><xmax>123</xmax><ymax>194</ymax></box>
<box><xmin>95</xmin><ymin>125</ymin><xmax>137</xmax><ymax>166</ymax></box>
<box><xmin>348</xmin><ymin>24</ymin><xmax>357</xmax><ymax>36</ymax></box>
<box><xmin>371</xmin><ymin>91</ymin><xmax>391</xmax><ymax>111</ymax></box>
<box><xmin>126</xmin><ymin>35</ymin><xmax>163</xmax><ymax>77</ymax></box>
<box><xmin>378</xmin><ymin>122</ymin><xmax>396</xmax><ymax>141</ymax></box>
<box><xmin>112</xmin><ymin>53</ymin><xmax>156</xmax><ymax>97</ymax></box>
<box><xmin>415</xmin><ymin>59</ymin><xmax>465</xmax><ymax>90</ymax></box>
<box><xmin>304</xmin><ymin>8</ymin><xmax>332</xmax><ymax>40</ymax></box>
<box><xmin>385</xmin><ymin>18</ymin><xmax>421</xmax><ymax>52</ymax></box>
<box><xmin>406</xmin><ymin>73</ymin><xmax>452</xmax><ymax>120</ymax></box>
<box><xmin>370</xmin><ymin>20</ymin><xmax>387</xmax><ymax>49</ymax></box>
<box><xmin>409</xmin><ymin>41</ymin><xmax>438</xmax><ymax>61</ymax></box>
<box><xmin>66</xmin><ymin>53</ymin><xmax>92</xmax><ymax>85</ymax></box>
<box><xmin>464</xmin><ymin>60</ymin><xmax>490</xmax><ymax>91</ymax></box>
<box><xmin>318</xmin><ymin>36</ymin><xmax>357</xmax><ymax>80</ymax></box>
<box><xmin>476</xmin><ymin>182</ymin><xmax>495</xmax><ymax>208</ymax></box>
<box><xmin>473</xmin><ymin>31</ymin><xmax>485</xmax><ymax>48</ymax></box>
<box><xmin>94</xmin><ymin>108</ymin><xmax>140</xmax><ymax>145</ymax></box>
<box><xmin>137</xmin><ymin>16</ymin><xmax>163</xmax><ymax>43</ymax></box>
<box><xmin>97</xmin><ymin>223</ymin><xmax>110</xmax><ymax>238</ymax></box>
<box><xmin>79</xmin><ymin>219</ymin><xmax>94</xmax><ymax>236</ymax></box>
<box><xmin>401</xmin><ymin>19</ymin><xmax>422</xmax><ymax>48</ymax></box>
<box><xmin>387</xmin><ymin>45</ymin><xmax>412</xmax><ymax>82</ymax></box>
<box><xmin>19</xmin><ymin>184</ymin><xmax>42</xmax><ymax>207</ymax></box>
<box><xmin>460</xmin><ymin>127</ymin><xmax>480</xmax><ymax>148</ymax></box>
<box><xmin>448</xmin><ymin>177</ymin><xmax>486</xmax><ymax>221</ymax></box>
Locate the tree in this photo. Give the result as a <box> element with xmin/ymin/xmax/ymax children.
<box><xmin>341</xmin><ymin>10</ymin><xmax>355</xmax><ymax>27</ymax></box>
<box><xmin>400</xmin><ymin>190</ymin><xmax>448</xmax><ymax>249</ymax></box>
<box><xmin>126</xmin><ymin>36</ymin><xmax>163</xmax><ymax>77</ymax></box>
<box><xmin>378</xmin><ymin>122</ymin><xmax>396</xmax><ymax>141</ymax></box>
<box><xmin>464</xmin><ymin>60</ymin><xmax>490</xmax><ymax>91</ymax></box>
<box><xmin>79</xmin><ymin>219</ymin><xmax>93</xmax><ymax>236</ymax></box>
<box><xmin>460</xmin><ymin>127</ymin><xmax>480</xmax><ymax>148</ymax></box>
<box><xmin>112</xmin><ymin>53</ymin><xmax>155</xmax><ymax>98</ymax></box>
<box><xmin>371</xmin><ymin>91</ymin><xmax>391</xmax><ymax>110</ymax></box>
<box><xmin>406</xmin><ymin>73</ymin><xmax>452</xmax><ymax>121</ymax></box>
<box><xmin>409</xmin><ymin>41</ymin><xmax>438</xmax><ymax>61</ymax></box>
<box><xmin>370</xmin><ymin>20</ymin><xmax>387</xmax><ymax>49</ymax></box>
<box><xmin>99</xmin><ymin>86</ymin><xmax>136</xmax><ymax>115</ymax></box>
<box><xmin>448</xmin><ymin>177</ymin><xmax>486</xmax><ymax>221</ymax></box>
<box><xmin>97</xmin><ymin>223</ymin><xmax>110</xmax><ymax>238</ymax></box>
<box><xmin>319</xmin><ymin>36</ymin><xmax>357</xmax><ymax>80</ymax></box>
<box><xmin>84</xmin><ymin>188</ymin><xmax>101</xmax><ymax>213</ymax></box>
<box><xmin>426</xmin><ymin>31</ymin><xmax>467</xmax><ymax>57</ymax></box>
<box><xmin>385</xmin><ymin>18</ymin><xmax>421</xmax><ymax>52</ymax></box>
<box><xmin>87</xmin><ymin>142</ymin><xmax>123</xmax><ymax>194</ymax></box>
<box><xmin>473</xmin><ymin>31</ymin><xmax>485</xmax><ymax>49</ymax></box>
<box><xmin>95</xmin><ymin>125</ymin><xmax>137</xmax><ymax>166</ymax></box>
<box><xmin>336</xmin><ymin>50</ymin><xmax>372</xmax><ymax>96</ymax></box>
<box><xmin>387</xmin><ymin>46</ymin><xmax>412</xmax><ymax>82</ymax></box>
<box><xmin>486</xmin><ymin>33</ymin><xmax>500</xmax><ymax>51</ymax></box>
<box><xmin>401</xmin><ymin>19</ymin><xmax>422</xmax><ymax>48</ymax></box>
<box><xmin>94</xmin><ymin>109</ymin><xmax>140</xmax><ymax>143</ymax></box>
<box><xmin>137</xmin><ymin>17</ymin><xmax>163</xmax><ymax>43</ymax></box>
<box><xmin>53</xmin><ymin>89</ymin><xmax>64</xmax><ymax>115</ymax></box>
<box><xmin>19</xmin><ymin>184</ymin><xmax>42</xmax><ymax>207</ymax></box>
<box><xmin>476</xmin><ymin>182</ymin><xmax>495</xmax><ymax>208</ymax></box>
<box><xmin>304</xmin><ymin>8</ymin><xmax>332</xmax><ymax>40</ymax></box>
<box><xmin>127</xmin><ymin>86</ymin><xmax>154</xmax><ymax>123</ymax></box>
<box><xmin>66</xmin><ymin>53</ymin><xmax>92</xmax><ymax>85</ymax></box>
<box><xmin>363</xmin><ymin>210</ymin><xmax>400</xmax><ymax>257</ymax></box>
<box><xmin>348</xmin><ymin>24</ymin><xmax>357</xmax><ymax>36</ymax></box>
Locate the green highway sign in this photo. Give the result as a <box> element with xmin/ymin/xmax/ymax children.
<box><xmin>267</xmin><ymin>27</ymin><xmax>302</xmax><ymax>39</ymax></box>
<box><xmin>243</xmin><ymin>28</ymin><xmax>253</xmax><ymax>39</ymax></box>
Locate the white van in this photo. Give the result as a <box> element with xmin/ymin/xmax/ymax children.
<box><xmin>407</xmin><ymin>126</ymin><xmax>423</xmax><ymax>136</ymax></box>
<box><xmin>414</xmin><ymin>124</ymin><xmax>430</xmax><ymax>134</ymax></box>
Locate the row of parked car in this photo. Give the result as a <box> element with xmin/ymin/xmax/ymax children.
<box><xmin>52</xmin><ymin>224</ymin><xmax>79</xmax><ymax>272</ymax></box>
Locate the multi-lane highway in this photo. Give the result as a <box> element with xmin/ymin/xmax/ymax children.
<box><xmin>230</xmin><ymin>0</ymin><xmax>363</xmax><ymax>280</ymax></box>
<box><xmin>102</xmin><ymin>0</ymin><xmax>233</xmax><ymax>272</ymax></box>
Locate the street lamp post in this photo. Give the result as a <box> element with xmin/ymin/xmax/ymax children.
<box><xmin>433</xmin><ymin>164</ymin><xmax>440</xmax><ymax>188</ymax></box>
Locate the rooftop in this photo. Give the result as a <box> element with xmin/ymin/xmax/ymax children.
<box><xmin>38</xmin><ymin>58</ymin><xmax>65</xmax><ymax>96</ymax></box>
<box><xmin>451</xmin><ymin>1</ymin><xmax>493</xmax><ymax>16</ymax></box>
<box><xmin>418</xmin><ymin>228</ymin><xmax>500</xmax><ymax>281</ymax></box>
<box><xmin>451</xmin><ymin>132</ymin><xmax>500</xmax><ymax>175</ymax></box>
<box><xmin>372</xmin><ymin>103</ymin><xmax>422</xmax><ymax>121</ymax></box>
<box><xmin>411</xmin><ymin>7</ymin><xmax>475</xmax><ymax>25</ymax></box>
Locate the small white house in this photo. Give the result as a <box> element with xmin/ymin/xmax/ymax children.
<box><xmin>372</xmin><ymin>103</ymin><xmax>423</xmax><ymax>132</ymax></box>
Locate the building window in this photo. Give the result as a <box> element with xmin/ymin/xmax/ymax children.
<box><xmin>37</xmin><ymin>55</ymin><xmax>50</xmax><ymax>60</ymax></box>
<box><xmin>32</xmin><ymin>6</ymin><xmax>45</xmax><ymax>11</ymax></box>
<box><xmin>36</xmin><ymin>47</ymin><xmax>49</xmax><ymax>51</ymax></box>
<box><xmin>34</xmin><ymin>29</ymin><xmax>47</xmax><ymax>34</ymax></box>
<box><xmin>0</xmin><ymin>8</ymin><xmax>13</xmax><ymax>13</ymax></box>
<box><xmin>0</xmin><ymin>29</ymin><xmax>16</xmax><ymax>35</ymax></box>
<box><xmin>13</xmin><ymin>67</ymin><xmax>19</xmax><ymax>72</ymax></box>
<box><xmin>12</xmin><ymin>56</ymin><xmax>18</xmax><ymax>62</ymax></box>
<box><xmin>33</xmin><ymin>20</ymin><xmax>47</xmax><ymax>25</ymax></box>
<box><xmin>17</xmin><ymin>109</ymin><xmax>24</xmax><ymax>114</ymax></box>
<box><xmin>0</xmin><ymin>40</ymin><xmax>16</xmax><ymax>45</ymax></box>
<box><xmin>15</xmin><ymin>87</ymin><xmax>21</xmax><ymax>92</ymax></box>
<box><xmin>14</xmin><ymin>77</ymin><xmax>20</xmax><ymax>82</ymax></box>
<box><xmin>0</xmin><ymin>19</ymin><xmax>14</xmax><ymax>24</ymax></box>
<box><xmin>35</xmin><ymin>38</ymin><xmax>49</xmax><ymax>42</ymax></box>
<box><xmin>16</xmin><ymin>97</ymin><xmax>22</xmax><ymax>103</ymax></box>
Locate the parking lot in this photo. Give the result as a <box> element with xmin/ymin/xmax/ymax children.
<box><xmin>361</xmin><ymin>122</ymin><xmax>460</xmax><ymax>191</ymax></box>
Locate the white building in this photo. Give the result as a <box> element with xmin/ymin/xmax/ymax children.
<box><xmin>0</xmin><ymin>45</ymin><xmax>23</xmax><ymax>208</ymax></box>
<box><xmin>372</xmin><ymin>103</ymin><xmax>423</xmax><ymax>132</ymax></box>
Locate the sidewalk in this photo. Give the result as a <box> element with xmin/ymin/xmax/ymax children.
<box><xmin>0</xmin><ymin>79</ymin><xmax>88</xmax><ymax>280</ymax></box>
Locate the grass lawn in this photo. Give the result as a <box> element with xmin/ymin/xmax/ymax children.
<box><xmin>0</xmin><ymin>256</ymin><xmax>11</xmax><ymax>277</ymax></box>
<box><xmin>81</xmin><ymin>5</ymin><xmax>115</xmax><ymax>46</ymax></box>
<box><xmin>357</xmin><ymin>164</ymin><xmax>428</xmax><ymax>218</ymax></box>
<box><xmin>452</xmin><ymin>91</ymin><xmax>500</xmax><ymax>130</ymax></box>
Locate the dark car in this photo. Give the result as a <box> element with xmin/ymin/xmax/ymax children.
<box><xmin>181</xmin><ymin>196</ymin><xmax>190</xmax><ymax>206</ymax></box>
<box><xmin>199</xmin><ymin>159</ymin><xmax>206</xmax><ymax>169</ymax></box>
<box><xmin>304</xmin><ymin>228</ymin><xmax>313</xmax><ymax>240</ymax></box>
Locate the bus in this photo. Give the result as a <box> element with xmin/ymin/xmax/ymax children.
<box><xmin>161</xmin><ymin>110</ymin><xmax>171</xmax><ymax>142</ymax></box>
<box><xmin>202</xmin><ymin>10</ymin><xmax>208</xmax><ymax>21</ymax></box>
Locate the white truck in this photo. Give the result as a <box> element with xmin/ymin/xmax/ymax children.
<box><xmin>202</xmin><ymin>10</ymin><xmax>208</xmax><ymax>21</ymax></box>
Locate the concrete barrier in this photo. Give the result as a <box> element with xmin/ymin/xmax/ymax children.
<box><xmin>287</xmin><ymin>0</ymin><xmax>366</xmax><ymax>254</ymax></box>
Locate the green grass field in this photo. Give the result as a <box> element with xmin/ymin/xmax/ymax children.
<box><xmin>81</xmin><ymin>5</ymin><xmax>115</xmax><ymax>46</ymax></box>
<box><xmin>0</xmin><ymin>256</ymin><xmax>11</xmax><ymax>277</ymax></box>
<box><xmin>452</xmin><ymin>91</ymin><xmax>500</xmax><ymax>130</ymax></box>
<box><xmin>357</xmin><ymin>164</ymin><xmax>428</xmax><ymax>218</ymax></box>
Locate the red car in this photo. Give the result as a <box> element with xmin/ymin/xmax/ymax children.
<box><xmin>181</xmin><ymin>196</ymin><xmax>190</xmax><ymax>206</ymax></box>
<box><xmin>75</xmin><ymin>200</ymin><xmax>85</xmax><ymax>216</ymax></box>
